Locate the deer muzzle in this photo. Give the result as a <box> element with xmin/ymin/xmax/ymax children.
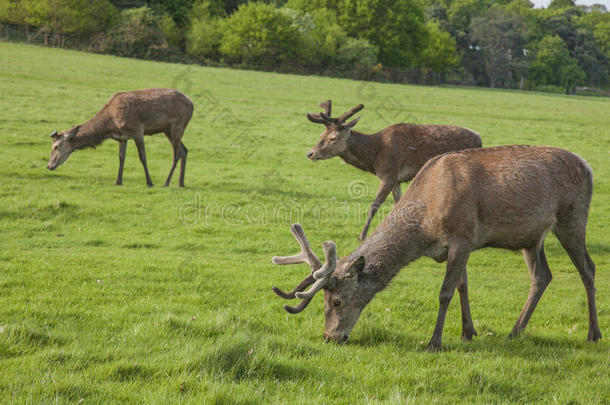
<box><xmin>323</xmin><ymin>331</ymin><xmax>349</xmax><ymax>344</ymax></box>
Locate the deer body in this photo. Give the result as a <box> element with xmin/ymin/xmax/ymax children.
<box><xmin>306</xmin><ymin>101</ymin><xmax>482</xmax><ymax>240</ymax></box>
<box><xmin>47</xmin><ymin>88</ymin><xmax>193</xmax><ymax>187</ymax></box>
<box><xmin>273</xmin><ymin>145</ymin><xmax>600</xmax><ymax>350</ymax></box>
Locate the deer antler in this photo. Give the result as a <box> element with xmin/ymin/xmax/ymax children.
<box><xmin>318</xmin><ymin>100</ymin><xmax>331</xmax><ymax>117</ymax></box>
<box><xmin>337</xmin><ymin>104</ymin><xmax>364</xmax><ymax>124</ymax></box>
<box><xmin>272</xmin><ymin>224</ymin><xmax>337</xmax><ymax>314</ymax></box>
<box><xmin>306</xmin><ymin>101</ymin><xmax>364</xmax><ymax>126</ymax></box>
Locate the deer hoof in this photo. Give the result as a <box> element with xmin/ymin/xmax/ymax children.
<box><xmin>425</xmin><ymin>341</ymin><xmax>442</xmax><ymax>353</ymax></box>
<box><xmin>462</xmin><ymin>329</ymin><xmax>478</xmax><ymax>341</ymax></box>
<box><xmin>588</xmin><ymin>328</ymin><xmax>602</xmax><ymax>342</ymax></box>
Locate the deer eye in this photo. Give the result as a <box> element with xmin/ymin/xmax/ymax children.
<box><xmin>333</xmin><ymin>299</ymin><xmax>342</xmax><ymax>308</ymax></box>
<box><xmin>328</xmin><ymin>135</ymin><xmax>337</xmax><ymax>142</ymax></box>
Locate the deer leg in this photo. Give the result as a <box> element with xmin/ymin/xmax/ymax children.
<box><xmin>457</xmin><ymin>269</ymin><xmax>477</xmax><ymax>341</ymax></box>
<box><xmin>392</xmin><ymin>183</ymin><xmax>402</xmax><ymax>204</ymax></box>
<box><xmin>554</xmin><ymin>225</ymin><xmax>601</xmax><ymax>342</ymax></box>
<box><xmin>163</xmin><ymin>126</ymin><xmax>187</xmax><ymax>187</ymax></box>
<box><xmin>428</xmin><ymin>245</ymin><xmax>470</xmax><ymax>352</ymax></box>
<box><xmin>116</xmin><ymin>140</ymin><xmax>127</xmax><ymax>186</ymax></box>
<box><xmin>163</xmin><ymin>141</ymin><xmax>180</xmax><ymax>188</ymax></box>
<box><xmin>133</xmin><ymin>134</ymin><xmax>153</xmax><ymax>187</ymax></box>
<box><xmin>509</xmin><ymin>244</ymin><xmax>552</xmax><ymax>338</ymax></box>
<box><xmin>179</xmin><ymin>142</ymin><xmax>188</xmax><ymax>187</ymax></box>
<box><xmin>359</xmin><ymin>180</ymin><xmax>394</xmax><ymax>241</ymax></box>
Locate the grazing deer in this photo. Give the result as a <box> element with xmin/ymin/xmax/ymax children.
<box><xmin>272</xmin><ymin>146</ymin><xmax>600</xmax><ymax>350</ymax></box>
<box><xmin>47</xmin><ymin>88</ymin><xmax>193</xmax><ymax>187</ymax></box>
<box><xmin>306</xmin><ymin>100</ymin><xmax>482</xmax><ymax>240</ymax></box>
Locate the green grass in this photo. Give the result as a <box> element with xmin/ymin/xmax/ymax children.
<box><xmin>0</xmin><ymin>41</ymin><xmax>609</xmax><ymax>404</ymax></box>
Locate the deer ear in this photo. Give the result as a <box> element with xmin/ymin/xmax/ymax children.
<box><xmin>65</xmin><ymin>125</ymin><xmax>80</xmax><ymax>139</ymax></box>
<box><xmin>345</xmin><ymin>256</ymin><xmax>365</xmax><ymax>278</ymax></box>
<box><xmin>50</xmin><ymin>130</ymin><xmax>58</xmax><ymax>138</ymax></box>
<box><xmin>345</xmin><ymin>116</ymin><xmax>360</xmax><ymax>129</ymax></box>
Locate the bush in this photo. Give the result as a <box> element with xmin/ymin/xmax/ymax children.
<box><xmin>95</xmin><ymin>7</ymin><xmax>167</xmax><ymax>60</ymax></box>
<box><xmin>218</xmin><ymin>2</ymin><xmax>300</xmax><ymax>68</ymax></box>
<box><xmin>159</xmin><ymin>13</ymin><xmax>182</xmax><ymax>48</ymax></box>
<box><xmin>283</xmin><ymin>7</ymin><xmax>348</xmax><ymax>70</ymax></box>
<box><xmin>336</xmin><ymin>37</ymin><xmax>378</xmax><ymax>70</ymax></box>
<box><xmin>186</xmin><ymin>17</ymin><xmax>223</xmax><ymax>61</ymax></box>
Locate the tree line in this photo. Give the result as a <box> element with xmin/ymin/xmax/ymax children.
<box><xmin>1</xmin><ymin>0</ymin><xmax>609</xmax><ymax>93</ymax></box>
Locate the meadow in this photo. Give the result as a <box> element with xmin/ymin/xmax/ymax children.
<box><xmin>0</xmin><ymin>42</ymin><xmax>609</xmax><ymax>404</ymax></box>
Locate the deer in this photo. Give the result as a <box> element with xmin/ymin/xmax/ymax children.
<box><xmin>272</xmin><ymin>145</ymin><xmax>601</xmax><ymax>351</ymax></box>
<box><xmin>306</xmin><ymin>100</ymin><xmax>482</xmax><ymax>240</ymax></box>
<box><xmin>47</xmin><ymin>88</ymin><xmax>193</xmax><ymax>187</ymax></box>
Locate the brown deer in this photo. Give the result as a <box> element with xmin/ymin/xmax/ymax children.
<box><xmin>306</xmin><ymin>100</ymin><xmax>482</xmax><ymax>240</ymax></box>
<box><xmin>272</xmin><ymin>146</ymin><xmax>600</xmax><ymax>351</ymax></box>
<box><xmin>47</xmin><ymin>88</ymin><xmax>193</xmax><ymax>187</ymax></box>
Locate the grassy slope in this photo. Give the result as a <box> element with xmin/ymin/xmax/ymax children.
<box><xmin>0</xmin><ymin>42</ymin><xmax>608</xmax><ymax>404</ymax></box>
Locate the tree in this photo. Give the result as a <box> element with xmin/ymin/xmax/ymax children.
<box><xmin>185</xmin><ymin>0</ymin><xmax>225</xmax><ymax>61</ymax></box>
<box><xmin>282</xmin><ymin>7</ymin><xmax>349</xmax><ymax>69</ymax></box>
<box><xmin>470</xmin><ymin>6</ymin><xmax>529</xmax><ymax>88</ymax></box>
<box><xmin>100</xmin><ymin>7</ymin><xmax>166</xmax><ymax>59</ymax></box>
<box><xmin>529</xmin><ymin>35</ymin><xmax>585</xmax><ymax>93</ymax></box>
<box><xmin>548</xmin><ymin>0</ymin><xmax>576</xmax><ymax>9</ymax></box>
<box><xmin>218</xmin><ymin>2</ymin><xmax>300</xmax><ymax>68</ymax></box>
<box><xmin>419</xmin><ymin>20</ymin><xmax>459</xmax><ymax>74</ymax></box>
<box><xmin>596</xmin><ymin>20</ymin><xmax>610</xmax><ymax>58</ymax></box>
<box><xmin>340</xmin><ymin>0</ymin><xmax>428</xmax><ymax>67</ymax></box>
<box><xmin>572</xmin><ymin>27</ymin><xmax>609</xmax><ymax>87</ymax></box>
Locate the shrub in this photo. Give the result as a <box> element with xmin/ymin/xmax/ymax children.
<box><xmin>185</xmin><ymin>1</ymin><xmax>224</xmax><ymax>62</ymax></box>
<box><xmin>218</xmin><ymin>2</ymin><xmax>300</xmax><ymax>68</ymax></box>
<box><xmin>336</xmin><ymin>37</ymin><xmax>378</xmax><ymax>70</ymax></box>
<box><xmin>186</xmin><ymin>17</ymin><xmax>223</xmax><ymax>61</ymax></box>
<box><xmin>283</xmin><ymin>7</ymin><xmax>348</xmax><ymax>70</ymax></box>
<box><xmin>96</xmin><ymin>7</ymin><xmax>167</xmax><ymax>60</ymax></box>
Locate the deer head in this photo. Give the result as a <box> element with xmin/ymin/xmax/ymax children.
<box><xmin>306</xmin><ymin>100</ymin><xmax>363</xmax><ymax>161</ymax></box>
<box><xmin>47</xmin><ymin>126</ymin><xmax>79</xmax><ymax>170</ymax></box>
<box><xmin>272</xmin><ymin>224</ymin><xmax>371</xmax><ymax>343</ymax></box>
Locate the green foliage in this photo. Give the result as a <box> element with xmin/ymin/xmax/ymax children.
<box><xmin>284</xmin><ymin>0</ymin><xmax>343</xmax><ymax>15</ymax></box>
<box><xmin>548</xmin><ymin>0</ymin><xmax>576</xmax><ymax>10</ymax></box>
<box><xmin>97</xmin><ymin>7</ymin><xmax>167</xmax><ymax>59</ymax></box>
<box><xmin>596</xmin><ymin>20</ymin><xmax>610</xmax><ymax>58</ymax></box>
<box><xmin>470</xmin><ymin>6</ymin><xmax>529</xmax><ymax>88</ymax></box>
<box><xmin>0</xmin><ymin>0</ymin><xmax>119</xmax><ymax>36</ymax></box>
<box><xmin>282</xmin><ymin>7</ymin><xmax>348</xmax><ymax>69</ymax></box>
<box><xmin>186</xmin><ymin>15</ymin><xmax>223</xmax><ymax>61</ymax></box>
<box><xmin>447</xmin><ymin>0</ymin><xmax>490</xmax><ymax>42</ymax></box>
<box><xmin>529</xmin><ymin>35</ymin><xmax>586</xmax><ymax>93</ymax></box>
<box><xmin>1</xmin><ymin>43</ymin><xmax>609</xmax><ymax>403</ymax></box>
<box><xmin>336</xmin><ymin>37</ymin><xmax>378</xmax><ymax>70</ymax></box>
<box><xmin>159</xmin><ymin>13</ymin><xmax>181</xmax><ymax>47</ymax></box>
<box><xmin>419</xmin><ymin>20</ymin><xmax>459</xmax><ymax>72</ymax></box>
<box><xmin>218</xmin><ymin>2</ymin><xmax>300</xmax><ymax>67</ymax></box>
<box><xmin>340</xmin><ymin>0</ymin><xmax>428</xmax><ymax>67</ymax></box>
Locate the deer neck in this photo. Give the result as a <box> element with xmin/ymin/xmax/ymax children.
<box><xmin>71</xmin><ymin>115</ymin><xmax>111</xmax><ymax>150</ymax></box>
<box><xmin>340</xmin><ymin>131</ymin><xmax>379</xmax><ymax>174</ymax></box>
<box><xmin>353</xmin><ymin>223</ymin><xmax>425</xmax><ymax>297</ymax></box>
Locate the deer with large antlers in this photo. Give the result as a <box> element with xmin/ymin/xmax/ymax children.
<box><xmin>306</xmin><ymin>100</ymin><xmax>482</xmax><ymax>240</ymax></box>
<box><xmin>272</xmin><ymin>146</ymin><xmax>600</xmax><ymax>350</ymax></box>
<box><xmin>47</xmin><ymin>88</ymin><xmax>193</xmax><ymax>187</ymax></box>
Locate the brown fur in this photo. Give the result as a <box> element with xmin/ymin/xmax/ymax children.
<box><xmin>306</xmin><ymin>102</ymin><xmax>482</xmax><ymax>240</ymax></box>
<box><xmin>277</xmin><ymin>146</ymin><xmax>600</xmax><ymax>349</ymax></box>
<box><xmin>47</xmin><ymin>88</ymin><xmax>193</xmax><ymax>187</ymax></box>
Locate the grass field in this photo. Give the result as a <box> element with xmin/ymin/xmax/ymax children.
<box><xmin>0</xmin><ymin>41</ymin><xmax>609</xmax><ymax>404</ymax></box>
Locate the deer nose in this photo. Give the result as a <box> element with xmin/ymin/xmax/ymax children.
<box><xmin>323</xmin><ymin>332</ymin><xmax>348</xmax><ymax>344</ymax></box>
<box><xmin>306</xmin><ymin>151</ymin><xmax>314</xmax><ymax>159</ymax></box>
